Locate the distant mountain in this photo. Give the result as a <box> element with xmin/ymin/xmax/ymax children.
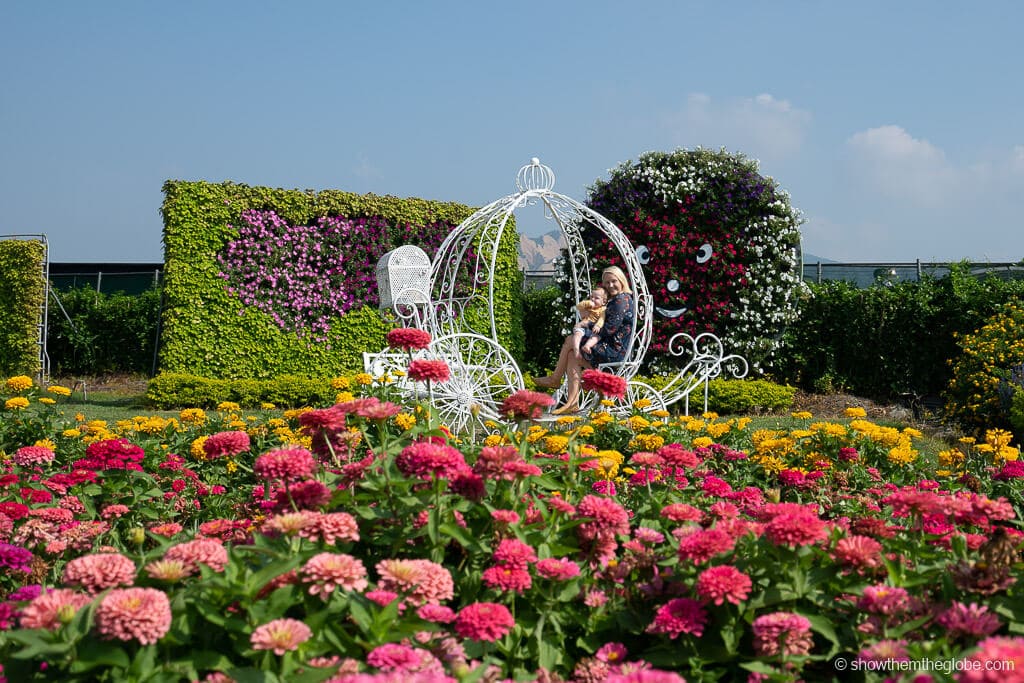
<box><xmin>518</xmin><ymin>230</ymin><xmax>564</xmax><ymax>271</ymax></box>
<box><xmin>802</xmin><ymin>252</ymin><xmax>835</xmax><ymax>264</ymax></box>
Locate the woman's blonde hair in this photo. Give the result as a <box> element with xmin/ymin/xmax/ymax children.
<box><xmin>602</xmin><ymin>266</ymin><xmax>632</xmax><ymax>295</ymax></box>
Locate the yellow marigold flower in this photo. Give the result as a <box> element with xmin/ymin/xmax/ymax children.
<box><xmin>38</xmin><ymin>397</ymin><xmax>55</xmax><ymax>405</ymax></box>
<box><xmin>791</xmin><ymin>411</ymin><xmax>813</xmax><ymax>419</ymax></box>
<box><xmin>5</xmin><ymin>397</ymin><xmax>30</xmax><ymax>410</ymax></box>
<box><xmin>590</xmin><ymin>412</ymin><xmax>614</xmax><ymax>427</ymax></box>
<box><xmin>228</xmin><ymin>419</ymin><xmax>247</xmax><ymax>429</ymax></box>
<box><xmin>354</xmin><ymin>373</ymin><xmax>373</xmax><ymax>386</ymax></box>
<box><xmin>47</xmin><ymin>385</ymin><xmax>72</xmax><ymax>397</ymax></box>
<box><xmin>706</xmin><ymin>422</ymin><xmax>731</xmax><ymax>438</ymax></box>
<box><xmin>330</xmin><ymin>376</ymin><xmax>351</xmax><ymax>390</ymax></box>
<box><xmin>5</xmin><ymin>375</ymin><xmax>34</xmax><ymax>392</ymax></box>
<box><xmin>267</xmin><ymin>418</ymin><xmax>286</xmax><ymax>428</ymax></box>
<box><xmin>63</xmin><ymin>428</ymin><xmax>82</xmax><ymax>438</ymax></box>
<box><xmin>685</xmin><ymin>419</ymin><xmax>706</xmax><ymax>433</ymax></box>
<box><xmin>191</xmin><ymin>436</ymin><xmax>209</xmax><ymax>460</ymax></box>
<box><xmin>632</xmin><ymin>398</ymin><xmax>653</xmax><ymax>410</ymax></box>
<box><xmin>692</xmin><ymin>436</ymin><xmax>714</xmax><ymax>448</ymax></box>
<box><xmin>600</xmin><ymin>399</ymin><xmax>615</xmax><ymax>407</ymax></box>
<box><xmin>260</xmin><ymin>402</ymin><xmax>277</xmax><ymax>410</ymax></box>
<box><xmin>284</xmin><ymin>408</ymin><xmax>310</xmax><ymax>420</ymax></box>
<box><xmin>394</xmin><ymin>412</ymin><xmax>416</xmax><ymax>430</ymax></box>
<box><xmin>591</xmin><ymin>449</ymin><xmax>623</xmax><ymax>479</ymax></box>
<box><xmin>34</xmin><ymin>438</ymin><xmax>57</xmax><ymax>450</ymax></box>
<box><xmin>483</xmin><ymin>434</ymin><xmax>506</xmax><ymax>447</ymax></box>
<box><xmin>575</xmin><ymin>425</ymin><xmax>595</xmax><ymax>438</ymax></box>
<box><xmin>702</xmin><ymin>411</ymin><xmax>719</xmax><ymax>420</ymax></box>
<box><xmin>888</xmin><ymin>445</ymin><xmax>918</xmax><ymax>466</ymax></box>
<box><xmin>651</xmin><ymin>409</ymin><xmax>670</xmax><ymax>419</ymax></box>
<box><xmin>811</xmin><ymin>421</ymin><xmax>848</xmax><ymax>437</ymax></box>
<box><xmin>959</xmin><ymin>436</ymin><xmax>977</xmax><ymax>445</ymax></box>
<box><xmin>335</xmin><ymin>391</ymin><xmax>355</xmax><ymax>403</ymax></box>
<box><xmin>734</xmin><ymin>417</ymin><xmax>752</xmax><ymax>430</ymax></box>
<box><xmin>180</xmin><ymin>408</ymin><xmax>207</xmax><ymax>424</ymax></box>
<box><xmin>844</xmin><ymin>407</ymin><xmax>867</xmax><ymax>418</ymax></box>
<box><xmin>627</xmin><ymin>416</ymin><xmax>651</xmax><ymax>431</ymax></box>
<box><xmin>75</xmin><ymin>413</ymin><xmax>85</xmax><ymax>422</ymax></box>
<box><xmin>217</xmin><ymin>401</ymin><xmax>241</xmax><ymax>412</ymax></box>
<box><xmin>543</xmin><ymin>435</ymin><xmax>569</xmax><ymax>454</ymax></box>
<box><xmin>986</xmin><ymin>429</ymin><xmax>1015</xmax><ymax>449</ymax></box>
<box><xmin>790</xmin><ymin>429</ymin><xmax>814</xmax><ymax>439</ymax></box>
<box><xmin>526</xmin><ymin>426</ymin><xmax>548</xmax><ymax>444</ymax></box>
<box><xmin>755</xmin><ymin>454</ymin><xmax>787</xmax><ymax>474</ymax></box>
<box><xmin>627</xmin><ymin>434</ymin><xmax>664</xmax><ymax>452</ymax></box>
<box><xmin>752</xmin><ymin>429</ymin><xmax>784</xmax><ymax>447</ymax></box>
<box><xmin>555</xmin><ymin>415</ymin><xmax>582</xmax><ymax>425</ymax></box>
<box><xmin>939</xmin><ymin>449</ymin><xmax>965</xmax><ymax>468</ymax></box>
<box><xmin>902</xmin><ymin>427</ymin><xmax>923</xmax><ymax>439</ymax></box>
<box><xmin>226</xmin><ymin>460</ymin><xmax>238</xmax><ymax>474</ymax></box>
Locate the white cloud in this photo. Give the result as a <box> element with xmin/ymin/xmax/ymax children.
<box><xmin>845</xmin><ymin>125</ymin><xmax>958</xmax><ymax>206</ymax></box>
<box><xmin>663</xmin><ymin>93</ymin><xmax>812</xmax><ymax>163</ymax></box>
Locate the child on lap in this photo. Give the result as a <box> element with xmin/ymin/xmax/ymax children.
<box><xmin>572</xmin><ymin>285</ymin><xmax>607</xmax><ymax>358</ymax></box>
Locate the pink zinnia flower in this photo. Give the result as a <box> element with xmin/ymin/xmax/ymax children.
<box><xmin>250</xmin><ymin>618</ymin><xmax>312</xmax><ymax>655</ymax></box>
<box><xmin>376</xmin><ymin>559</ymin><xmax>455</xmax><ymax>605</ymax></box>
<box><xmin>63</xmin><ymin>552</ymin><xmax>136</xmax><ymax>593</ymax></box>
<box><xmin>365</xmin><ymin>589</ymin><xmax>401</xmax><ymax>608</ymax></box>
<box><xmin>937</xmin><ymin>602</ymin><xmax>1002</xmax><ymax>639</ymax></box>
<box><xmin>764</xmin><ymin>512</ymin><xmax>829</xmax><ymax>547</ymax></box>
<box><xmin>164</xmin><ymin>538</ymin><xmax>229</xmax><ymax>573</ymax></box>
<box><xmin>100</xmin><ymin>504</ymin><xmax>130</xmax><ymax>519</ymax></box>
<box><xmin>535</xmin><ymin>557</ymin><xmax>581</xmax><ymax>581</ymax></box>
<box><xmin>481</xmin><ymin>565</ymin><xmax>532</xmax><ymax>593</ymax></box>
<box><xmin>254</xmin><ymin>447</ymin><xmax>317</xmax><ymax>481</ymax></box>
<box><xmin>454</xmin><ymin>602</ymin><xmax>515</xmax><ymax>642</ymax></box>
<box><xmin>367</xmin><ymin>642</ymin><xmax>443</xmax><ymax>673</ymax></box>
<box><xmin>356</xmin><ymin>399</ymin><xmax>402</xmax><ymax>421</ymax></box>
<box><xmin>297</xmin><ymin>405</ymin><xmax>347</xmax><ymax>432</ymax></box>
<box><xmin>858</xmin><ymin>584</ymin><xmax>912</xmax><ymax>616</ymax></box>
<box><xmin>695</xmin><ymin>565</ymin><xmax>752</xmax><ymax>605</ymax></box>
<box><xmin>607</xmin><ymin>671</ymin><xmax>686</xmax><ymax>683</ymax></box>
<box><xmin>833</xmin><ymin>534</ymin><xmax>883</xmax><ymax>570</ymax></box>
<box><xmin>492</xmin><ymin>538</ymin><xmax>537</xmax><ymax>568</ymax></box>
<box><xmin>491</xmin><ymin>509</ymin><xmax>520</xmax><ymax>525</ymax></box>
<box><xmin>395</xmin><ymin>441</ymin><xmax>469</xmax><ymax>481</ymax></box>
<box><xmin>387</xmin><ymin>327</ymin><xmax>432</xmax><ymax>351</ymax></box>
<box><xmin>596</xmin><ymin>642</ymin><xmax>628</xmax><ymax>664</ymax></box>
<box><xmin>958</xmin><ymin>636</ymin><xmax>1024</xmax><ymax>682</ymax></box>
<box><xmin>677</xmin><ymin>528</ymin><xmax>735</xmax><ymax>565</ymax></box>
<box><xmin>301</xmin><ymin>552</ymin><xmax>368</xmax><ymax>597</ymax></box>
<box><xmin>647</xmin><ymin>598</ymin><xmax>708</xmax><ymax>638</ymax></box>
<box><xmin>149</xmin><ymin>522</ymin><xmax>184</xmax><ymax>538</ymax></box>
<box><xmin>858</xmin><ymin>639</ymin><xmax>909</xmax><ymax>663</ymax></box>
<box><xmin>500</xmin><ymin>390</ymin><xmax>555</xmax><ymax>421</ymax></box>
<box><xmin>14</xmin><ymin>446</ymin><xmax>55</xmax><ymax>467</ymax></box>
<box><xmin>416</xmin><ymin>603</ymin><xmax>456</xmax><ymax>624</ymax></box>
<box><xmin>19</xmin><ymin>588</ymin><xmax>91</xmax><ymax>630</ymax></box>
<box><xmin>407</xmin><ymin>359</ymin><xmax>450</xmax><ymax>383</ymax></box>
<box><xmin>305</xmin><ymin>511</ymin><xmax>360</xmax><ymax>544</ymax></box>
<box><xmin>95</xmin><ymin>587</ymin><xmax>172</xmax><ymax>645</ymax></box>
<box><xmin>581</xmin><ymin>368</ymin><xmax>627</xmax><ymax>399</ymax></box>
<box><xmin>751</xmin><ymin>612</ymin><xmax>813</xmax><ymax>656</ymax></box>
<box><xmin>202</xmin><ymin>430</ymin><xmax>251</xmax><ymax>458</ymax></box>
<box><xmin>661</xmin><ymin>503</ymin><xmax>703</xmax><ymax>523</ymax></box>
<box><xmin>576</xmin><ymin>495</ymin><xmax>631</xmax><ymax>539</ymax></box>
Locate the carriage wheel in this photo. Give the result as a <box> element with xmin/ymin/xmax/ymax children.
<box><xmin>427</xmin><ymin>333</ymin><xmax>524</xmax><ymax>434</ymax></box>
<box><xmin>609</xmin><ymin>380</ymin><xmax>668</xmax><ymax>417</ymax></box>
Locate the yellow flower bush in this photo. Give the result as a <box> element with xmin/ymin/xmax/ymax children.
<box><xmin>4</xmin><ymin>375</ymin><xmax>34</xmax><ymax>392</ymax></box>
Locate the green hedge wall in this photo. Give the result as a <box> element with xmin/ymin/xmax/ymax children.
<box><xmin>0</xmin><ymin>239</ymin><xmax>45</xmax><ymax>376</ymax></box>
<box><xmin>159</xmin><ymin>181</ymin><xmax>523</xmax><ymax>379</ymax></box>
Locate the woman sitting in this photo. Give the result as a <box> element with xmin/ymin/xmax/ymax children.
<box><xmin>534</xmin><ymin>265</ymin><xmax>635</xmax><ymax>415</ymax></box>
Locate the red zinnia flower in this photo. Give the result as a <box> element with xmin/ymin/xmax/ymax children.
<box><xmin>202</xmin><ymin>431</ymin><xmax>251</xmax><ymax>458</ymax></box>
<box><xmin>499</xmin><ymin>390</ymin><xmax>555</xmax><ymax>421</ymax></box>
<box><xmin>387</xmin><ymin>327</ymin><xmax>432</xmax><ymax>351</ymax></box>
<box><xmin>581</xmin><ymin>369</ymin><xmax>627</xmax><ymax>399</ymax></box>
<box><xmin>407</xmin><ymin>359</ymin><xmax>450</xmax><ymax>383</ymax></box>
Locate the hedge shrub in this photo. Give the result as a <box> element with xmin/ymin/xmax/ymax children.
<box><xmin>0</xmin><ymin>239</ymin><xmax>45</xmax><ymax>376</ymax></box>
<box><xmin>145</xmin><ymin>372</ymin><xmax>337</xmax><ymax>409</ymax></box>
<box><xmin>159</xmin><ymin>181</ymin><xmax>523</xmax><ymax>380</ymax></box>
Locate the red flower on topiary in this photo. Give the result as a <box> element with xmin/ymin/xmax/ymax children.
<box><xmin>582</xmin><ymin>369</ymin><xmax>627</xmax><ymax>400</ymax></box>
<box><xmin>386</xmin><ymin>327</ymin><xmax>432</xmax><ymax>351</ymax></box>
<box><xmin>407</xmin><ymin>359</ymin><xmax>450</xmax><ymax>383</ymax></box>
<box><xmin>500</xmin><ymin>390</ymin><xmax>555</xmax><ymax>421</ymax></box>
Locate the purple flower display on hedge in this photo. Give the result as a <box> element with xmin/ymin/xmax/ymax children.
<box><xmin>217</xmin><ymin>209</ymin><xmax>460</xmax><ymax>341</ymax></box>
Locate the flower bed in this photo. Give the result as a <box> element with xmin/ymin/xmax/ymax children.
<box><xmin>1</xmin><ymin>374</ymin><xmax>1024</xmax><ymax>682</ymax></box>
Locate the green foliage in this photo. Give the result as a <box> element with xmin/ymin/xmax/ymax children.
<box><xmin>1011</xmin><ymin>387</ymin><xmax>1024</xmax><ymax>439</ymax></box>
<box><xmin>0</xmin><ymin>239</ymin><xmax>45</xmax><ymax>376</ymax></box>
<box><xmin>159</xmin><ymin>180</ymin><xmax>523</xmax><ymax>378</ymax></box>
<box><xmin>520</xmin><ymin>286</ymin><xmax>565</xmax><ymax>375</ymax></box>
<box><xmin>145</xmin><ymin>372</ymin><xmax>336</xmax><ymax>409</ymax></box>
<box><xmin>773</xmin><ymin>265</ymin><xmax>1024</xmax><ymax>401</ymax></box>
<box><xmin>705</xmin><ymin>378</ymin><xmax>796</xmax><ymax>414</ymax></box>
<box><xmin>944</xmin><ymin>301</ymin><xmax>1024</xmax><ymax>434</ymax></box>
<box><xmin>46</xmin><ymin>287</ymin><xmax>161</xmax><ymax>376</ymax></box>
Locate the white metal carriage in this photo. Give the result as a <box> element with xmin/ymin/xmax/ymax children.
<box><xmin>364</xmin><ymin>159</ymin><xmax>747</xmax><ymax>433</ymax></box>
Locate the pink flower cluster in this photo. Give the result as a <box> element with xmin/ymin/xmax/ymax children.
<box><xmin>163</xmin><ymin>538</ymin><xmax>229</xmax><ymax>573</ymax></box>
<box><xmin>301</xmin><ymin>552</ymin><xmax>368</xmax><ymax>597</ymax></box>
<box><xmin>395</xmin><ymin>441</ymin><xmax>470</xmax><ymax>481</ymax></box>
<box><xmin>254</xmin><ymin>447</ymin><xmax>318</xmax><ymax>481</ymax></box>
<box><xmin>453</xmin><ymin>602</ymin><xmax>515</xmax><ymax>642</ymax></box>
<box><xmin>19</xmin><ymin>589</ymin><xmax>92</xmax><ymax>630</ymax></box>
<box><xmin>500</xmin><ymin>390</ymin><xmax>555</xmax><ymax>421</ymax></box>
<box><xmin>250</xmin><ymin>617</ymin><xmax>313</xmax><ymax>655</ymax></box>
<box><xmin>13</xmin><ymin>446</ymin><xmax>55</xmax><ymax>467</ymax></box>
<box><xmin>72</xmin><ymin>439</ymin><xmax>145</xmax><ymax>471</ymax></box>
<box><xmin>62</xmin><ymin>552</ymin><xmax>136</xmax><ymax>593</ymax></box>
<box><xmin>376</xmin><ymin>558</ymin><xmax>454</xmax><ymax>605</ymax></box>
<box><xmin>646</xmin><ymin>598</ymin><xmax>708</xmax><ymax>638</ymax></box>
<box><xmin>751</xmin><ymin>612</ymin><xmax>813</xmax><ymax>656</ymax></box>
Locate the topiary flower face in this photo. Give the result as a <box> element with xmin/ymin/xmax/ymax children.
<box><xmin>585</xmin><ymin>148</ymin><xmax>805</xmax><ymax>370</ymax></box>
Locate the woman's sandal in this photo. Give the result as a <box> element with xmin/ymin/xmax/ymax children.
<box><xmin>551</xmin><ymin>403</ymin><xmax>580</xmax><ymax>416</ymax></box>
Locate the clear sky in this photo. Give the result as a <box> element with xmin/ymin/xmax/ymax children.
<box><xmin>2</xmin><ymin>1</ymin><xmax>1022</xmax><ymax>263</ymax></box>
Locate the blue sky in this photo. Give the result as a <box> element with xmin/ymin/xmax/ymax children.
<box><xmin>2</xmin><ymin>1</ymin><xmax>1022</xmax><ymax>263</ymax></box>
